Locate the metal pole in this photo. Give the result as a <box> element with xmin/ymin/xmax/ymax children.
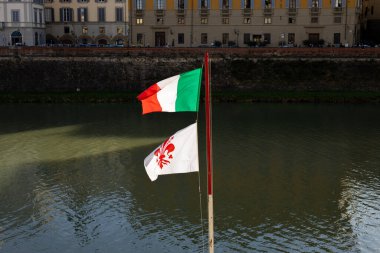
<box><xmin>204</xmin><ymin>52</ymin><xmax>214</xmax><ymax>253</ymax></box>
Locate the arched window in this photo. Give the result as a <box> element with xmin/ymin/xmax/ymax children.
<box><xmin>11</xmin><ymin>31</ymin><xmax>22</xmax><ymax>45</ymax></box>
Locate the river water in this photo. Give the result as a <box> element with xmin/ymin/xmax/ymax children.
<box><xmin>0</xmin><ymin>103</ymin><xmax>379</xmax><ymax>253</ymax></box>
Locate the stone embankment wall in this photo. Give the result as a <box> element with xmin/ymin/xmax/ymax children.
<box><xmin>1</xmin><ymin>47</ymin><xmax>380</xmax><ymax>92</ymax></box>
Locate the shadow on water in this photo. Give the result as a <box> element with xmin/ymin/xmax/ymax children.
<box><xmin>0</xmin><ymin>103</ymin><xmax>379</xmax><ymax>252</ymax></box>
<box><xmin>0</xmin><ymin>103</ymin><xmax>197</xmax><ymax>138</ymax></box>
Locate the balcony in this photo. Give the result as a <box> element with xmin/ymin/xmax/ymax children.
<box><xmin>176</xmin><ymin>8</ymin><xmax>185</xmax><ymax>16</ymax></box>
<box><xmin>135</xmin><ymin>9</ymin><xmax>144</xmax><ymax>17</ymax></box>
<box><xmin>221</xmin><ymin>8</ymin><xmax>230</xmax><ymax>16</ymax></box>
<box><xmin>155</xmin><ymin>9</ymin><xmax>165</xmax><ymax>17</ymax></box>
<box><xmin>242</xmin><ymin>8</ymin><xmax>251</xmax><ymax>16</ymax></box>
<box><xmin>199</xmin><ymin>8</ymin><xmax>209</xmax><ymax>16</ymax></box>
<box><xmin>333</xmin><ymin>7</ymin><xmax>343</xmax><ymax>13</ymax></box>
<box><xmin>310</xmin><ymin>7</ymin><xmax>320</xmax><ymax>15</ymax></box>
<box><xmin>263</xmin><ymin>8</ymin><xmax>273</xmax><ymax>15</ymax></box>
<box><xmin>288</xmin><ymin>8</ymin><xmax>297</xmax><ymax>16</ymax></box>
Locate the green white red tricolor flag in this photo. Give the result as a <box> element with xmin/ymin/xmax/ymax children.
<box><xmin>144</xmin><ymin>123</ymin><xmax>199</xmax><ymax>181</ymax></box>
<box><xmin>137</xmin><ymin>68</ymin><xmax>202</xmax><ymax>114</ymax></box>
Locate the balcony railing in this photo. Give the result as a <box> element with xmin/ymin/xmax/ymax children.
<box><xmin>135</xmin><ymin>9</ymin><xmax>144</xmax><ymax>17</ymax></box>
<box><xmin>176</xmin><ymin>8</ymin><xmax>185</xmax><ymax>16</ymax></box>
<box><xmin>333</xmin><ymin>7</ymin><xmax>343</xmax><ymax>13</ymax></box>
<box><xmin>221</xmin><ymin>8</ymin><xmax>230</xmax><ymax>16</ymax></box>
<box><xmin>199</xmin><ymin>8</ymin><xmax>209</xmax><ymax>16</ymax></box>
<box><xmin>310</xmin><ymin>7</ymin><xmax>320</xmax><ymax>15</ymax></box>
<box><xmin>288</xmin><ymin>8</ymin><xmax>297</xmax><ymax>15</ymax></box>
<box><xmin>263</xmin><ymin>8</ymin><xmax>273</xmax><ymax>15</ymax></box>
<box><xmin>242</xmin><ymin>8</ymin><xmax>251</xmax><ymax>16</ymax></box>
<box><xmin>155</xmin><ymin>9</ymin><xmax>165</xmax><ymax>16</ymax></box>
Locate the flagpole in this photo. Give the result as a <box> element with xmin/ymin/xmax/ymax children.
<box><xmin>204</xmin><ymin>52</ymin><xmax>214</xmax><ymax>253</ymax></box>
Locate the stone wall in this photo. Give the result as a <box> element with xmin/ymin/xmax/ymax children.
<box><xmin>1</xmin><ymin>47</ymin><xmax>380</xmax><ymax>92</ymax></box>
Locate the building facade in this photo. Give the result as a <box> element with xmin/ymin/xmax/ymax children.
<box><xmin>0</xmin><ymin>0</ymin><xmax>45</xmax><ymax>46</ymax></box>
<box><xmin>130</xmin><ymin>0</ymin><xmax>364</xmax><ymax>47</ymax></box>
<box><xmin>44</xmin><ymin>0</ymin><xmax>129</xmax><ymax>45</ymax></box>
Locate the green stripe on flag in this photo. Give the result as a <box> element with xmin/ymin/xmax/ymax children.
<box><xmin>175</xmin><ymin>68</ymin><xmax>202</xmax><ymax>112</ymax></box>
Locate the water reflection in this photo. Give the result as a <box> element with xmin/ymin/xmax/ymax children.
<box><xmin>0</xmin><ymin>103</ymin><xmax>379</xmax><ymax>252</ymax></box>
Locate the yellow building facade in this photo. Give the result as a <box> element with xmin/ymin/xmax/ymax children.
<box><xmin>45</xmin><ymin>0</ymin><xmax>129</xmax><ymax>45</ymax></box>
<box><xmin>130</xmin><ymin>0</ymin><xmax>364</xmax><ymax>47</ymax></box>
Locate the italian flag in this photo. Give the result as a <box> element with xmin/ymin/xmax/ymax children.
<box><xmin>137</xmin><ymin>68</ymin><xmax>202</xmax><ymax>114</ymax></box>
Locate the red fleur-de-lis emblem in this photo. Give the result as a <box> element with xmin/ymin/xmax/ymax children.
<box><xmin>154</xmin><ymin>136</ymin><xmax>175</xmax><ymax>169</ymax></box>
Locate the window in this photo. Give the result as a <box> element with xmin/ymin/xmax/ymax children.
<box><xmin>156</xmin><ymin>18</ymin><xmax>164</xmax><ymax>24</ymax></box>
<box><xmin>222</xmin><ymin>33</ymin><xmax>229</xmax><ymax>45</ymax></box>
<box><xmin>78</xmin><ymin>8</ymin><xmax>88</xmax><ymax>22</ymax></box>
<box><xmin>45</xmin><ymin>8</ymin><xmax>54</xmax><ymax>22</ymax></box>
<box><xmin>288</xmin><ymin>17</ymin><xmax>296</xmax><ymax>23</ymax></box>
<box><xmin>61</xmin><ymin>0</ymin><xmax>71</xmax><ymax>2</ymax></box>
<box><xmin>39</xmin><ymin>9</ymin><xmax>43</xmax><ymax>23</ymax></box>
<box><xmin>333</xmin><ymin>33</ymin><xmax>340</xmax><ymax>44</ymax></box>
<box><xmin>82</xmin><ymin>26</ymin><xmax>88</xmax><ymax>34</ymax></box>
<box><xmin>178</xmin><ymin>0</ymin><xmax>184</xmax><ymax>9</ymax></box>
<box><xmin>178</xmin><ymin>33</ymin><xmax>184</xmax><ymax>44</ymax></box>
<box><xmin>288</xmin><ymin>33</ymin><xmax>295</xmax><ymax>44</ymax></box>
<box><xmin>136</xmin><ymin>0</ymin><xmax>143</xmax><ymax>9</ymax></box>
<box><xmin>334</xmin><ymin>17</ymin><xmax>341</xmax><ymax>23</ymax></box>
<box><xmin>157</xmin><ymin>0</ymin><xmax>164</xmax><ymax>9</ymax></box>
<box><xmin>99</xmin><ymin>27</ymin><xmax>105</xmax><ymax>34</ymax></box>
<box><xmin>116</xmin><ymin>7</ymin><xmax>123</xmax><ymax>22</ymax></box>
<box><xmin>243</xmin><ymin>33</ymin><xmax>250</xmax><ymax>44</ymax></box>
<box><xmin>311</xmin><ymin>0</ymin><xmax>318</xmax><ymax>8</ymax></box>
<box><xmin>311</xmin><ymin>17</ymin><xmax>318</xmax><ymax>23</ymax></box>
<box><xmin>264</xmin><ymin>17</ymin><xmax>271</xmax><ymax>24</ymax></box>
<box><xmin>117</xmin><ymin>27</ymin><xmax>123</xmax><ymax>34</ymax></box>
<box><xmin>98</xmin><ymin>8</ymin><xmax>105</xmax><ymax>22</ymax></box>
<box><xmin>60</xmin><ymin>8</ymin><xmax>73</xmax><ymax>22</ymax></box>
<box><xmin>12</xmin><ymin>10</ymin><xmax>20</xmax><ymax>22</ymax></box>
<box><xmin>334</xmin><ymin>0</ymin><xmax>342</xmax><ymax>8</ymax></box>
<box><xmin>64</xmin><ymin>26</ymin><xmax>70</xmax><ymax>34</ymax></box>
<box><xmin>222</xmin><ymin>18</ymin><xmax>229</xmax><ymax>24</ymax></box>
<box><xmin>264</xmin><ymin>0</ymin><xmax>271</xmax><ymax>8</ymax></box>
<box><xmin>243</xmin><ymin>17</ymin><xmax>251</xmax><ymax>24</ymax></box>
<box><xmin>289</xmin><ymin>0</ymin><xmax>296</xmax><ymax>8</ymax></box>
<box><xmin>201</xmin><ymin>18</ymin><xmax>208</xmax><ymax>24</ymax></box>
<box><xmin>34</xmin><ymin>8</ymin><xmax>38</xmax><ymax>23</ymax></box>
<box><xmin>244</xmin><ymin>0</ymin><xmax>250</xmax><ymax>8</ymax></box>
<box><xmin>136</xmin><ymin>18</ymin><xmax>143</xmax><ymax>24</ymax></box>
<box><xmin>263</xmin><ymin>33</ymin><xmax>271</xmax><ymax>44</ymax></box>
<box><xmin>201</xmin><ymin>33</ymin><xmax>207</xmax><ymax>44</ymax></box>
<box><xmin>137</xmin><ymin>33</ymin><xmax>143</xmax><ymax>44</ymax></box>
<box><xmin>177</xmin><ymin>17</ymin><xmax>185</xmax><ymax>24</ymax></box>
<box><xmin>222</xmin><ymin>0</ymin><xmax>228</xmax><ymax>9</ymax></box>
<box><xmin>201</xmin><ymin>0</ymin><xmax>207</xmax><ymax>8</ymax></box>
<box><xmin>96</xmin><ymin>0</ymin><xmax>106</xmax><ymax>2</ymax></box>
<box><xmin>78</xmin><ymin>0</ymin><xmax>88</xmax><ymax>2</ymax></box>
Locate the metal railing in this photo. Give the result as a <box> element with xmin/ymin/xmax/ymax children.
<box><xmin>242</xmin><ymin>8</ymin><xmax>251</xmax><ymax>16</ymax></box>
<box><xmin>155</xmin><ymin>9</ymin><xmax>165</xmax><ymax>16</ymax></box>
<box><xmin>199</xmin><ymin>8</ymin><xmax>209</xmax><ymax>16</ymax></box>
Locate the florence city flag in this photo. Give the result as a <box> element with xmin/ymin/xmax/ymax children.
<box><xmin>144</xmin><ymin>123</ymin><xmax>199</xmax><ymax>181</ymax></box>
<box><xmin>137</xmin><ymin>68</ymin><xmax>202</xmax><ymax>114</ymax></box>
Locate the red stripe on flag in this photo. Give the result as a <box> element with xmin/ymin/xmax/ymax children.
<box><xmin>137</xmin><ymin>83</ymin><xmax>161</xmax><ymax>101</ymax></box>
<box><xmin>141</xmin><ymin>93</ymin><xmax>162</xmax><ymax>114</ymax></box>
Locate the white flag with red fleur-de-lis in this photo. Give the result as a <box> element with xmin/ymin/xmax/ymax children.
<box><xmin>144</xmin><ymin>123</ymin><xmax>199</xmax><ymax>181</ymax></box>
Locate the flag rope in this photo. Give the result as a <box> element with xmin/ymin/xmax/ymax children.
<box><xmin>198</xmin><ymin>170</ymin><xmax>206</xmax><ymax>253</ymax></box>
<box><xmin>196</xmin><ymin>63</ymin><xmax>205</xmax><ymax>253</ymax></box>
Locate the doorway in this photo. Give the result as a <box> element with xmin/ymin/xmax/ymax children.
<box><xmin>155</xmin><ymin>32</ymin><xmax>166</xmax><ymax>47</ymax></box>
